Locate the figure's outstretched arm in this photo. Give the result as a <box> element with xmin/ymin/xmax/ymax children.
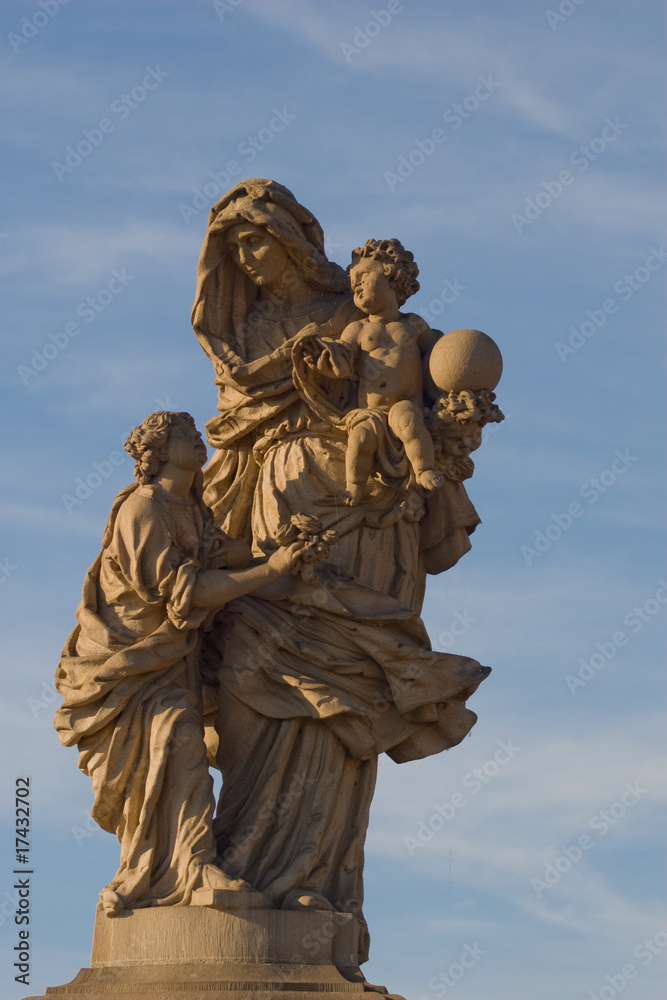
<box><xmin>192</xmin><ymin>542</ymin><xmax>303</xmax><ymax>609</ymax></box>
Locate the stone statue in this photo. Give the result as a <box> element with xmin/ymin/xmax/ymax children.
<box><xmin>192</xmin><ymin>179</ymin><xmax>501</xmax><ymax>964</ymax></box>
<box><xmin>299</xmin><ymin>236</ymin><xmax>446</xmax><ymax>504</ymax></box>
<box><xmin>54</xmin><ymin>411</ymin><xmax>311</xmax><ymax>914</ymax></box>
<box><xmin>46</xmin><ymin>178</ymin><xmax>504</xmax><ymax>998</ymax></box>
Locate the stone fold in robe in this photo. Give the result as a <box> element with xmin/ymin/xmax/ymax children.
<box><xmin>55</xmin><ymin>484</ymin><xmax>221</xmax><ymax>912</ymax></box>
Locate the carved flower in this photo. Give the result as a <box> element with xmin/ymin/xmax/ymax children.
<box><xmin>275</xmin><ymin>523</ymin><xmax>298</xmax><ymax>545</ymax></box>
<box><xmin>290</xmin><ymin>513</ymin><xmax>323</xmax><ymax>534</ymax></box>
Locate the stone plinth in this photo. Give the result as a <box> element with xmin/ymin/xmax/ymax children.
<box><xmin>24</xmin><ymin>904</ymin><xmax>405</xmax><ymax>999</ymax></box>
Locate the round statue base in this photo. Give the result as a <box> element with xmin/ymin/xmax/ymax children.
<box><xmin>24</xmin><ymin>903</ymin><xmax>406</xmax><ymax>1000</ymax></box>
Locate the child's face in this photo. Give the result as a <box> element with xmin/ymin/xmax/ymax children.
<box><xmin>444</xmin><ymin>423</ymin><xmax>483</xmax><ymax>456</ymax></box>
<box><xmin>349</xmin><ymin>258</ymin><xmax>397</xmax><ymax>315</ymax></box>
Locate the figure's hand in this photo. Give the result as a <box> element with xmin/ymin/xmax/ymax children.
<box><xmin>300</xmin><ymin>334</ymin><xmax>323</xmax><ymax>368</ymax></box>
<box><xmin>343</xmin><ymin>483</ymin><xmax>365</xmax><ymax>506</ymax></box>
<box><xmin>267</xmin><ymin>540</ymin><xmax>305</xmax><ymax>575</ymax></box>
<box><xmin>301</xmin><ymin>338</ymin><xmax>337</xmax><ymax>375</ymax></box>
<box><xmin>416</xmin><ymin>469</ymin><xmax>445</xmax><ymax>492</ymax></box>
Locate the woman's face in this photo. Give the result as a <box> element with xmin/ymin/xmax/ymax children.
<box><xmin>166</xmin><ymin>421</ymin><xmax>208</xmax><ymax>472</ymax></box>
<box><xmin>224</xmin><ymin>222</ymin><xmax>290</xmax><ymax>287</ymax></box>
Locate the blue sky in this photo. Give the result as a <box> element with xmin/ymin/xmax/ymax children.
<box><xmin>1</xmin><ymin>1</ymin><xmax>665</xmax><ymax>997</ymax></box>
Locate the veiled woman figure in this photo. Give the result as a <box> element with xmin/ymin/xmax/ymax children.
<box><xmin>192</xmin><ymin>179</ymin><xmax>489</xmax><ymax>965</ymax></box>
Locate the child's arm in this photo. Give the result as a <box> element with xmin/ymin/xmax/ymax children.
<box><xmin>192</xmin><ymin>542</ymin><xmax>303</xmax><ymax>609</ymax></box>
<box><xmin>405</xmin><ymin>313</ymin><xmax>442</xmax><ymax>405</ymax></box>
<box><xmin>406</xmin><ymin>313</ymin><xmax>440</xmax><ymax>357</ymax></box>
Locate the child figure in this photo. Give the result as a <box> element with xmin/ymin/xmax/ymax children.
<box><xmin>54</xmin><ymin>411</ymin><xmax>304</xmax><ymax>916</ymax></box>
<box><xmin>337</xmin><ymin>238</ymin><xmax>445</xmax><ymax>504</ymax></box>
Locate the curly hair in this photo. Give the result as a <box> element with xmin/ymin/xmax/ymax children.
<box><xmin>432</xmin><ymin>389</ymin><xmax>505</xmax><ymax>427</ymax></box>
<box><xmin>124</xmin><ymin>411</ymin><xmax>197</xmax><ymax>485</ymax></box>
<box><xmin>349</xmin><ymin>238</ymin><xmax>420</xmax><ymax>306</ymax></box>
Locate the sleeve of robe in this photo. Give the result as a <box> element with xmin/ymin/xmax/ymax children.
<box><xmin>54</xmin><ymin>490</ymin><xmax>209</xmax><ymax>829</ymax></box>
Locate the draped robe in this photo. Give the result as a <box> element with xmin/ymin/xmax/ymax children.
<box><xmin>197</xmin><ymin>295</ymin><xmax>488</xmax><ymax>963</ymax></box>
<box><xmin>55</xmin><ymin>484</ymin><xmax>221</xmax><ymax>912</ymax></box>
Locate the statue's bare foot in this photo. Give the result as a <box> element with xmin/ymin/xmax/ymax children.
<box><xmin>99</xmin><ymin>888</ymin><xmax>123</xmax><ymax>916</ymax></box>
<box><xmin>197</xmin><ymin>863</ymin><xmax>255</xmax><ymax>894</ymax></box>
<box><xmin>282</xmin><ymin>888</ymin><xmax>334</xmax><ymax>911</ymax></box>
<box><xmin>343</xmin><ymin>483</ymin><xmax>365</xmax><ymax>506</ymax></box>
<box><xmin>196</xmin><ymin>863</ymin><xmax>259</xmax><ymax>894</ymax></box>
<box><xmin>193</xmin><ymin>863</ymin><xmax>272</xmax><ymax>907</ymax></box>
<box><xmin>416</xmin><ymin>469</ymin><xmax>445</xmax><ymax>491</ymax></box>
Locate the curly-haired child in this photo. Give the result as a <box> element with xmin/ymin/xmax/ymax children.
<box><xmin>318</xmin><ymin>238</ymin><xmax>442</xmax><ymax>504</ymax></box>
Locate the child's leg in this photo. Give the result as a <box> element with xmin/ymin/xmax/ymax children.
<box><xmin>344</xmin><ymin>417</ymin><xmax>379</xmax><ymax>505</ymax></box>
<box><xmin>388</xmin><ymin>399</ymin><xmax>444</xmax><ymax>491</ymax></box>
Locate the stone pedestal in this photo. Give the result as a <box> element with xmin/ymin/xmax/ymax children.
<box><xmin>24</xmin><ymin>903</ymin><xmax>406</xmax><ymax>1000</ymax></box>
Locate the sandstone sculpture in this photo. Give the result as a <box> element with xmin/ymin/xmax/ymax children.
<box><xmin>54</xmin><ymin>411</ymin><xmax>311</xmax><ymax>915</ymax></box>
<box><xmin>299</xmin><ymin>236</ymin><xmax>445</xmax><ymax>504</ymax></box>
<box><xmin>43</xmin><ymin>178</ymin><xmax>504</xmax><ymax>999</ymax></box>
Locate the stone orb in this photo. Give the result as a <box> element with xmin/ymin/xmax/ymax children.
<box><xmin>429</xmin><ymin>328</ymin><xmax>503</xmax><ymax>392</ymax></box>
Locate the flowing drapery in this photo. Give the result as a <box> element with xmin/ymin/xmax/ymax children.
<box><xmin>55</xmin><ymin>485</ymin><xmax>220</xmax><ymax>911</ymax></box>
<box><xmin>193</xmin><ymin>179</ymin><xmax>489</xmax><ymax>964</ymax></box>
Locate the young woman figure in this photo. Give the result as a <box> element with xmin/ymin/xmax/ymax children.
<box><xmin>55</xmin><ymin>411</ymin><xmax>302</xmax><ymax>916</ymax></box>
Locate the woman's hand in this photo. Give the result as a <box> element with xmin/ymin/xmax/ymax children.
<box><xmin>193</xmin><ymin>542</ymin><xmax>302</xmax><ymax>609</ymax></box>
<box><xmin>267</xmin><ymin>540</ymin><xmax>305</xmax><ymax>576</ymax></box>
<box><xmin>299</xmin><ymin>332</ymin><xmax>326</xmax><ymax>369</ymax></box>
